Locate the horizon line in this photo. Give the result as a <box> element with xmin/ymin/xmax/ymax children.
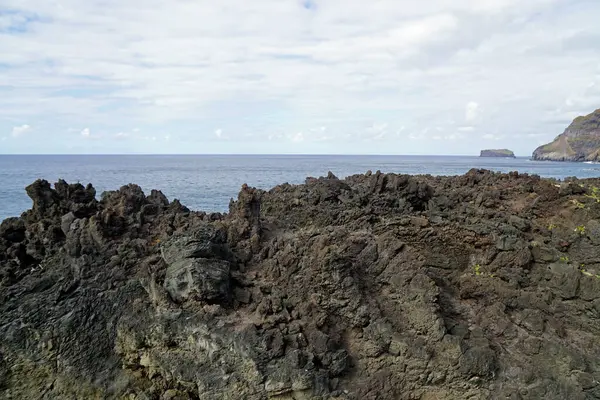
<box><xmin>0</xmin><ymin>153</ymin><xmax>530</xmax><ymax>157</ymax></box>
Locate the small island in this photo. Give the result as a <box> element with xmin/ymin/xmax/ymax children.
<box><xmin>480</xmin><ymin>149</ymin><xmax>516</xmax><ymax>158</ymax></box>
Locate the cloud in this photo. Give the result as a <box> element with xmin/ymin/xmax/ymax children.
<box><xmin>214</xmin><ymin>128</ymin><xmax>230</xmax><ymax>140</ymax></box>
<box><xmin>290</xmin><ymin>132</ymin><xmax>304</xmax><ymax>143</ymax></box>
<box><xmin>114</xmin><ymin>132</ymin><xmax>129</xmax><ymax>139</ymax></box>
<box><xmin>408</xmin><ymin>132</ymin><xmax>426</xmax><ymax>140</ymax></box>
<box><xmin>0</xmin><ymin>0</ymin><xmax>599</xmax><ymax>155</ymax></box>
<box><xmin>365</xmin><ymin>122</ymin><xmax>389</xmax><ymax>140</ymax></box>
<box><xmin>80</xmin><ymin>127</ymin><xmax>105</xmax><ymax>140</ymax></box>
<box><xmin>483</xmin><ymin>133</ymin><xmax>502</xmax><ymax>140</ymax></box>
<box><xmin>465</xmin><ymin>102</ymin><xmax>479</xmax><ymax>123</ymax></box>
<box><xmin>11</xmin><ymin>124</ymin><xmax>31</xmax><ymax>137</ymax></box>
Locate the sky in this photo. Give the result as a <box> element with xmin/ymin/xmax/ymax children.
<box><xmin>0</xmin><ymin>0</ymin><xmax>599</xmax><ymax>155</ymax></box>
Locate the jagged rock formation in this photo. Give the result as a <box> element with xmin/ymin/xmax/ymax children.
<box><xmin>533</xmin><ymin>108</ymin><xmax>600</xmax><ymax>161</ymax></box>
<box><xmin>2</xmin><ymin>171</ymin><xmax>600</xmax><ymax>399</ymax></box>
<box><xmin>480</xmin><ymin>149</ymin><xmax>515</xmax><ymax>158</ymax></box>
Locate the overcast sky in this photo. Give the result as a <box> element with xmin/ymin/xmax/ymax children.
<box><xmin>1</xmin><ymin>0</ymin><xmax>599</xmax><ymax>155</ymax></box>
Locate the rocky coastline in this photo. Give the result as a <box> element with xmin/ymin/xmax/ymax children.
<box><xmin>2</xmin><ymin>170</ymin><xmax>600</xmax><ymax>399</ymax></box>
<box><xmin>533</xmin><ymin>108</ymin><xmax>600</xmax><ymax>162</ymax></box>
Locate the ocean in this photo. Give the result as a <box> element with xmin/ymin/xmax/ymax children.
<box><xmin>1</xmin><ymin>154</ymin><xmax>599</xmax><ymax>222</ymax></box>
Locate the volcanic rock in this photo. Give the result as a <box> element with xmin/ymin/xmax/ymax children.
<box><xmin>2</xmin><ymin>171</ymin><xmax>600</xmax><ymax>399</ymax></box>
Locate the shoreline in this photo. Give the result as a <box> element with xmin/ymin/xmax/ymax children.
<box><xmin>3</xmin><ymin>164</ymin><xmax>600</xmax><ymax>223</ymax></box>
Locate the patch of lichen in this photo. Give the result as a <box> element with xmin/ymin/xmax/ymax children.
<box><xmin>2</xmin><ymin>358</ymin><xmax>105</xmax><ymax>399</ymax></box>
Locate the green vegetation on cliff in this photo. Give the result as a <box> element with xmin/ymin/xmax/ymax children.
<box><xmin>533</xmin><ymin>108</ymin><xmax>600</xmax><ymax>161</ymax></box>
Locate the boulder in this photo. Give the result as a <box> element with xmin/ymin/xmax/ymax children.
<box><xmin>160</xmin><ymin>225</ymin><xmax>229</xmax><ymax>264</ymax></box>
<box><xmin>163</xmin><ymin>258</ymin><xmax>231</xmax><ymax>303</ymax></box>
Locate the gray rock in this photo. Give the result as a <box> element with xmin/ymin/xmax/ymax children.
<box><xmin>531</xmin><ymin>243</ymin><xmax>556</xmax><ymax>262</ymax></box>
<box><xmin>459</xmin><ymin>342</ymin><xmax>497</xmax><ymax>378</ymax></box>
<box><xmin>586</xmin><ymin>220</ymin><xmax>600</xmax><ymax>245</ymax></box>
<box><xmin>160</xmin><ymin>225</ymin><xmax>228</xmax><ymax>264</ymax></box>
<box><xmin>61</xmin><ymin>212</ymin><xmax>76</xmax><ymax>235</ymax></box>
<box><xmin>0</xmin><ymin>218</ymin><xmax>25</xmax><ymax>242</ymax></box>
<box><xmin>164</xmin><ymin>258</ymin><xmax>231</xmax><ymax>303</ymax></box>
<box><xmin>509</xmin><ymin>215</ymin><xmax>530</xmax><ymax>231</ymax></box>
<box><xmin>547</xmin><ymin>262</ymin><xmax>581</xmax><ymax>299</ymax></box>
<box><xmin>6</xmin><ymin>172</ymin><xmax>600</xmax><ymax>400</ymax></box>
<box><xmin>496</xmin><ymin>235</ymin><xmax>524</xmax><ymax>251</ymax></box>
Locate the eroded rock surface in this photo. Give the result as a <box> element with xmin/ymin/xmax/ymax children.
<box><xmin>2</xmin><ymin>170</ymin><xmax>600</xmax><ymax>399</ymax></box>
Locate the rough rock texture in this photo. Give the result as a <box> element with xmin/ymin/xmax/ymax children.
<box><xmin>3</xmin><ymin>171</ymin><xmax>600</xmax><ymax>399</ymax></box>
<box><xmin>533</xmin><ymin>108</ymin><xmax>600</xmax><ymax>161</ymax></box>
<box><xmin>480</xmin><ymin>149</ymin><xmax>515</xmax><ymax>158</ymax></box>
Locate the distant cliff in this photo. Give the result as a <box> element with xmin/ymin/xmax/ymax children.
<box><xmin>533</xmin><ymin>108</ymin><xmax>600</xmax><ymax>161</ymax></box>
<box><xmin>480</xmin><ymin>149</ymin><xmax>515</xmax><ymax>158</ymax></box>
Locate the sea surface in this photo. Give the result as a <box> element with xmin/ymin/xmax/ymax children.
<box><xmin>1</xmin><ymin>155</ymin><xmax>600</xmax><ymax>222</ymax></box>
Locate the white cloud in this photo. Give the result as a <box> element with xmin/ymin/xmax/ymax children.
<box><xmin>409</xmin><ymin>132</ymin><xmax>425</xmax><ymax>140</ymax></box>
<box><xmin>115</xmin><ymin>132</ymin><xmax>129</xmax><ymax>138</ymax></box>
<box><xmin>290</xmin><ymin>132</ymin><xmax>304</xmax><ymax>143</ymax></box>
<box><xmin>215</xmin><ymin>128</ymin><xmax>223</xmax><ymax>138</ymax></box>
<box><xmin>80</xmin><ymin>128</ymin><xmax>90</xmax><ymax>137</ymax></box>
<box><xmin>11</xmin><ymin>124</ymin><xmax>31</xmax><ymax>137</ymax></box>
<box><xmin>365</xmin><ymin>122</ymin><xmax>388</xmax><ymax>140</ymax></box>
<box><xmin>465</xmin><ymin>102</ymin><xmax>479</xmax><ymax>123</ymax></box>
<box><xmin>483</xmin><ymin>133</ymin><xmax>506</xmax><ymax>140</ymax></box>
<box><xmin>0</xmin><ymin>0</ymin><xmax>598</xmax><ymax>154</ymax></box>
<box><xmin>164</xmin><ymin>134</ymin><xmax>170</xmax><ymax>141</ymax></box>
<box><xmin>458</xmin><ymin>126</ymin><xmax>474</xmax><ymax>132</ymax></box>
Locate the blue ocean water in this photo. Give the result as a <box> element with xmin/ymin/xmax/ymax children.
<box><xmin>1</xmin><ymin>155</ymin><xmax>600</xmax><ymax>222</ymax></box>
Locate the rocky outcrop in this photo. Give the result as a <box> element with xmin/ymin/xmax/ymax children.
<box><xmin>480</xmin><ymin>149</ymin><xmax>515</xmax><ymax>158</ymax></box>
<box><xmin>3</xmin><ymin>171</ymin><xmax>600</xmax><ymax>399</ymax></box>
<box><xmin>533</xmin><ymin>108</ymin><xmax>600</xmax><ymax>161</ymax></box>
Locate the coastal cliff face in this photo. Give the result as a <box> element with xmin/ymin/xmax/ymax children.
<box><xmin>3</xmin><ymin>171</ymin><xmax>600</xmax><ymax>399</ymax></box>
<box><xmin>480</xmin><ymin>149</ymin><xmax>515</xmax><ymax>158</ymax></box>
<box><xmin>533</xmin><ymin>109</ymin><xmax>600</xmax><ymax>161</ymax></box>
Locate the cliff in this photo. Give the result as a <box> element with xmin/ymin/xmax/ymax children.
<box><xmin>2</xmin><ymin>171</ymin><xmax>600</xmax><ymax>399</ymax></box>
<box><xmin>533</xmin><ymin>108</ymin><xmax>600</xmax><ymax>161</ymax></box>
<box><xmin>480</xmin><ymin>149</ymin><xmax>515</xmax><ymax>158</ymax></box>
